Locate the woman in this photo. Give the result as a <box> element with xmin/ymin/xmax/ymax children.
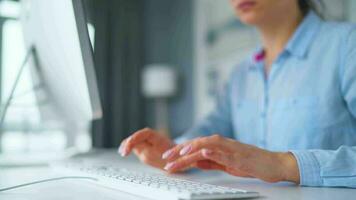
<box><xmin>119</xmin><ymin>0</ymin><xmax>356</xmax><ymax>187</ymax></box>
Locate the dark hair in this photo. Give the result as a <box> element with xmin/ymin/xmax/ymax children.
<box><xmin>298</xmin><ymin>0</ymin><xmax>323</xmax><ymax>17</ymax></box>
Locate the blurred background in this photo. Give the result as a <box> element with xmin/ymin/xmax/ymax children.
<box><xmin>0</xmin><ymin>0</ymin><xmax>355</xmax><ymax>155</ymax></box>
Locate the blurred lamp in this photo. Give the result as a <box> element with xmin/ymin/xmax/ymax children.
<box><xmin>142</xmin><ymin>64</ymin><xmax>178</xmax><ymax>135</ymax></box>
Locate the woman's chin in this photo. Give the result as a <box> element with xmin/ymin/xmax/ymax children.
<box><xmin>237</xmin><ymin>12</ymin><xmax>262</xmax><ymax>25</ymax></box>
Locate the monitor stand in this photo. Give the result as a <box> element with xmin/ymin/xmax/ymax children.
<box><xmin>0</xmin><ymin>46</ymin><xmax>36</xmax><ymax>135</ymax></box>
<box><xmin>0</xmin><ymin>46</ymin><xmax>84</xmax><ymax>166</ymax></box>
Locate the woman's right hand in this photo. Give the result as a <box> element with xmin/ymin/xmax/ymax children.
<box><xmin>119</xmin><ymin>128</ymin><xmax>175</xmax><ymax>170</ymax></box>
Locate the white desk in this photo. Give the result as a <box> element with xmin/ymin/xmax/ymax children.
<box><xmin>0</xmin><ymin>150</ymin><xmax>355</xmax><ymax>200</ymax></box>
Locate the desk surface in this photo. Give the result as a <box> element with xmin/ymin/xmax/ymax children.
<box><xmin>0</xmin><ymin>150</ymin><xmax>355</xmax><ymax>200</ymax></box>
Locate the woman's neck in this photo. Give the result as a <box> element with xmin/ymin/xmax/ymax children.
<box><xmin>257</xmin><ymin>9</ymin><xmax>304</xmax><ymax>76</ymax></box>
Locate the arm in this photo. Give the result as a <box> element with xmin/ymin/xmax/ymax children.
<box><xmin>165</xmin><ymin>28</ymin><xmax>356</xmax><ymax>187</ymax></box>
<box><xmin>291</xmin><ymin>147</ymin><xmax>356</xmax><ymax>187</ymax></box>
<box><xmin>290</xmin><ymin>27</ymin><xmax>356</xmax><ymax>188</ymax></box>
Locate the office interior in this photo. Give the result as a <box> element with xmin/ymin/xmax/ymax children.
<box><xmin>2</xmin><ymin>0</ymin><xmax>356</xmax><ymax>181</ymax></box>
<box><xmin>1</xmin><ymin>0</ymin><xmax>355</xmax><ymax>156</ymax></box>
<box><xmin>0</xmin><ymin>0</ymin><xmax>356</xmax><ymax>199</ymax></box>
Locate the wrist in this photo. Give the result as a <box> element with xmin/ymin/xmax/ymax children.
<box><xmin>276</xmin><ymin>152</ymin><xmax>300</xmax><ymax>183</ymax></box>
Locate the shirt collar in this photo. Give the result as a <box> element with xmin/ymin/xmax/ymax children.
<box><xmin>251</xmin><ymin>11</ymin><xmax>322</xmax><ymax>65</ymax></box>
<box><xmin>285</xmin><ymin>11</ymin><xmax>322</xmax><ymax>58</ymax></box>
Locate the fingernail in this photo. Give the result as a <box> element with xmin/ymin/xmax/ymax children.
<box><xmin>118</xmin><ymin>146</ymin><xmax>122</xmax><ymax>155</ymax></box>
<box><xmin>162</xmin><ymin>150</ymin><xmax>173</xmax><ymax>159</ymax></box>
<box><xmin>118</xmin><ymin>145</ymin><xmax>127</xmax><ymax>156</ymax></box>
<box><xmin>164</xmin><ymin>162</ymin><xmax>175</xmax><ymax>171</ymax></box>
<box><xmin>202</xmin><ymin>149</ymin><xmax>213</xmax><ymax>157</ymax></box>
<box><xmin>179</xmin><ymin>145</ymin><xmax>192</xmax><ymax>156</ymax></box>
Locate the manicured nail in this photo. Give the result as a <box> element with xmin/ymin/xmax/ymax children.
<box><xmin>202</xmin><ymin>149</ymin><xmax>213</xmax><ymax>157</ymax></box>
<box><xmin>118</xmin><ymin>146</ymin><xmax>122</xmax><ymax>155</ymax></box>
<box><xmin>164</xmin><ymin>162</ymin><xmax>175</xmax><ymax>171</ymax></box>
<box><xmin>118</xmin><ymin>145</ymin><xmax>123</xmax><ymax>155</ymax></box>
<box><xmin>123</xmin><ymin>149</ymin><xmax>129</xmax><ymax>156</ymax></box>
<box><xmin>118</xmin><ymin>145</ymin><xmax>127</xmax><ymax>156</ymax></box>
<box><xmin>179</xmin><ymin>145</ymin><xmax>192</xmax><ymax>156</ymax></box>
<box><xmin>162</xmin><ymin>150</ymin><xmax>174</xmax><ymax>159</ymax></box>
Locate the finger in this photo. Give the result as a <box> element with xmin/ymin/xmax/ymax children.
<box><xmin>163</xmin><ymin>135</ymin><xmax>226</xmax><ymax>161</ymax></box>
<box><xmin>162</xmin><ymin>137</ymin><xmax>198</xmax><ymax>161</ymax></box>
<box><xmin>167</xmin><ymin>164</ymin><xmax>196</xmax><ymax>174</ymax></box>
<box><xmin>121</xmin><ymin>128</ymin><xmax>153</xmax><ymax>156</ymax></box>
<box><xmin>162</xmin><ymin>136</ymin><xmax>210</xmax><ymax>161</ymax></box>
<box><xmin>194</xmin><ymin>156</ymin><xmax>252</xmax><ymax>177</ymax></box>
<box><xmin>201</xmin><ymin>148</ymin><xmax>233</xmax><ymax>166</ymax></box>
<box><xmin>201</xmin><ymin>150</ymin><xmax>252</xmax><ymax>177</ymax></box>
<box><xmin>164</xmin><ymin>149</ymin><xmax>208</xmax><ymax>173</ymax></box>
<box><xmin>162</xmin><ymin>142</ymin><xmax>191</xmax><ymax>161</ymax></box>
<box><xmin>118</xmin><ymin>138</ymin><xmax>127</xmax><ymax>155</ymax></box>
<box><xmin>146</xmin><ymin>132</ymin><xmax>167</xmax><ymax>145</ymax></box>
<box><xmin>181</xmin><ymin>135</ymin><xmax>227</xmax><ymax>156</ymax></box>
<box><xmin>225</xmin><ymin>167</ymin><xmax>253</xmax><ymax>178</ymax></box>
<box><xmin>132</xmin><ymin>142</ymin><xmax>165</xmax><ymax>169</ymax></box>
<box><xmin>195</xmin><ymin>160</ymin><xmax>225</xmax><ymax>171</ymax></box>
<box><xmin>133</xmin><ymin>142</ymin><xmax>150</xmax><ymax>156</ymax></box>
<box><xmin>147</xmin><ymin>133</ymin><xmax>175</xmax><ymax>152</ymax></box>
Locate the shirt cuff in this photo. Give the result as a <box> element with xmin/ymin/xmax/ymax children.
<box><xmin>290</xmin><ymin>150</ymin><xmax>323</xmax><ymax>186</ymax></box>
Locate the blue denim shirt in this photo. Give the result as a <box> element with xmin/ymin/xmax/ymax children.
<box><xmin>177</xmin><ymin>12</ymin><xmax>356</xmax><ymax>188</ymax></box>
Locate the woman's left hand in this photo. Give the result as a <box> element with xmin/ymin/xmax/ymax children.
<box><xmin>161</xmin><ymin>134</ymin><xmax>300</xmax><ymax>183</ymax></box>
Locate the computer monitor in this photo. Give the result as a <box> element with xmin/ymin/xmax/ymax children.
<box><xmin>20</xmin><ymin>0</ymin><xmax>102</xmax><ymax>127</ymax></box>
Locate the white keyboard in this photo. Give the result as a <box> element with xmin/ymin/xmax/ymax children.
<box><xmin>52</xmin><ymin>162</ymin><xmax>259</xmax><ymax>200</ymax></box>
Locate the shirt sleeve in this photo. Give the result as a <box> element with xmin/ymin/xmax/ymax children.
<box><xmin>291</xmin><ymin>147</ymin><xmax>356</xmax><ymax>187</ymax></box>
<box><xmin>290</xmin><ymin>27</ymin><xmax>356</xmax><ymax>188</ymax></box>
<box><xmin>174</xmin><ymin>71</ymin><xmax>235</xmax><ymax>144</ymax></box>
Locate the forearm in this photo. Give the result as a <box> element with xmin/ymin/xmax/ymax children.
<box><xmin>276</xmin><ymin>152</ymin><xmax>300</xmax><ymax>183</ymax></box>
<box><xmin>242</xmin><ymin>147</ymin><xmax>300</xmax><ymax>183</ymax></box>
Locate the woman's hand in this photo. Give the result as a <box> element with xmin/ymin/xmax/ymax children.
<box><xmin>162</xmin><ymin>134</ymin><xmax>300</xmax><ymax>183</ymax></box>
<box><xmin>119</xmin><ymin>128</ymin><xmax>175</xmax><ymax>169</ymax></box>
